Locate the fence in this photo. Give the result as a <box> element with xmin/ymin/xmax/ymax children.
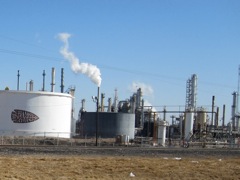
<box><xmin>0</xmin><ymin>131</ymin><xmax>239</xmax><ymax>148</ymax></box>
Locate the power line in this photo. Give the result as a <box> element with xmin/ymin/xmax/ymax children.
<box><xmin>0</xmin><ymin>48</ymin><xmax>236</xmax><ymax>90</ymax></box>
<box><xmin>0</xmin><ymin>48</ymin><xmax>62</xmax><ymax>62</ymax></box>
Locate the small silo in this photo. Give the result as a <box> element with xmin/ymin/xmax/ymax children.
<box><xmin>196</xmin><ymin>108</ymin><xmax>207</xmax><ymax>131</ymax></box>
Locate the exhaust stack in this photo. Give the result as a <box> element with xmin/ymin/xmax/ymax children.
<box><xmin>29</xmin><ymin>80</ymin><xmax>34</xmax><ymax>91</ymax></box>
<box><xmin>42</xmin><ymin>70</ymin><xmax>46</xmax><ymax>91</ymax></box>
<box><xmin>108</xmin><ymin>98</ymin><xmax>112</xmax><ymax>112</ymax></box>
<box><xmin>17</xmin><ymin>70</ymin><xmax>20</xmax><ymax>91</ymax></box>
<box><xmin>101</xmin><ymin>93</ymin><xmax>105</xmax><ymax>112</ymax></box>
<box><xmin>60</xmin><ymin>68</ymin><xmax>64</xmax><ymax>93</ymax></box>
<box><xmin>51</xmin><ymin>67</ymin><xmax>55</xmax><ymax>92</ymax></box>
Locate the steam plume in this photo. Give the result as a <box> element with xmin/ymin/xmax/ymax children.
<box><xmin>57</xmin><ymin>33</ymin><xmax>102</xmax><ymax>87</ymax></box>
<box><xmin>129</xmin><ymin>82</ymin><xmax>153</xmax><ymax>96</ymax></box>
<box><xmin>129</xmin><ymin>82</ymin><xmax>157</xmax><ymax>112</ymax></box>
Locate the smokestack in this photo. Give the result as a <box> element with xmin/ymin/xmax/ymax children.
<box><xmin>215</xmin><ymin>107</ymin><xmax>219</xmax><ymax>127</ymax></box>
<box><xmin>107</xmin><ymin>98</ymin><xmax>112</xmax><ymax>112</ymax></box>
<box><xmin>222</xmin><ymin>104</ymin><xmax>225</xmax><ymax>127</ymax></box>
<box><xmin>232</xmin><ymin>92</ymin><xmax>238</xmax><ymax>130</ymax></box>
<box><xmin>17</xmin><ymin>70</ymin><xmax>20</xmax><ymax>91</ymax></box>
<box><xmin>96</xmin><ymin>86</ymin><xmax>100</xmax><ymax>146</ymax></box>
<box><xmin>141</xmin><ymin>99</ymin><xmax>144</xmax><ymax>127</ymax></box>
<box><xmin>114</xmin><ymin>89</ymin><xmax>118</xmax><ymax>112</ymax></box>
<box><xmin>29</xmin><ymin>80</ymin><xmax>34</xmax><ymax>91</ymax></box>
<box><xmin>211</xmin><ymin>96</ymin><xmax>215</xmax><ymax>125</ymax></box>
<box><xmin>101</xmin><ymin>93</ymin><xmax>105</xmax><ymax>112</ymax></box>
<box><xmin>80</xmin><ymin>99</ymin><xmax>86</xmax><ymax>112</ymax></box>
<box><xmin>42</xmin><ymin>70</ymin><xmax>46</xmax><ymax>91</ymax></box>
<box><xmin>60</xmin><ymin>68</ymin><xmax>64</xmax><ymax>93</ymax></box>
<box><xmin>51</xmin><ymin>67</ymin><xmax>55</xmax><ymax>92</ymax></box>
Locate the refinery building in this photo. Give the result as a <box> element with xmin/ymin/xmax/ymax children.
<box><xmin>0</xmin><ymin>67</ymin><xmax>239</xmax><ymax>148</ymax></box>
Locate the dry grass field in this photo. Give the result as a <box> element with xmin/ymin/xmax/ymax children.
<box><xmin>0</xmin><ymin>154</ymin><xmax>239</xmax><ymax>180</ymax></box>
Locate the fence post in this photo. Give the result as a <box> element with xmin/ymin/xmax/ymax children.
<box><xmin>34</xmin><ymin>133</ymin><xmax>35</xmax><ymax>146</ymax></box>
<box><xmin>57</xmin><ymin>133</ymin><xmax>59</xmax><ymax>146</ymax></box>
<box><xmin>85</xmin><ymin>135</ymin><xmax>87</xmax><ymax>147</ymax></box>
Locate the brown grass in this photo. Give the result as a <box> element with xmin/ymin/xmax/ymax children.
<box><xmin>0</xmin><ymin>155</ymin><xmax>239</xmax><ymax>180</ymax></box>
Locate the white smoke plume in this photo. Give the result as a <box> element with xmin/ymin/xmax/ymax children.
<box><xmin>57</xmin><ymin>33</ymin><xmax>102</xmax><ymax>87</ymax></box>
<box><xmin>129</xmin><ymin>82</ymin><xmax>157</xmax><ymax>112</ymax></box>
<box><xmin>129</xmin><ymin>82</ymin><xmax>154</xmax><ymax>96</ymax></box>
<box><xmin>143</xmin><ymin>99</ymin><xmax>157</xmax><ymax>112</ymax></box>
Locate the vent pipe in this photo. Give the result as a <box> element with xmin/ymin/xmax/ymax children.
<box><xmin>80</xmin><ymin>99</ymin><xmax>86</xmax><ymax>112</ymax></box>
<box><xmin>60</xmin><ymin>68</ymin><xmax>64</xmax><ymax>93</ymax></box>
<box><xmin>222</xmin><ymin>104</ymin><xmax>225</xmax><ymax>127</ymax></box>
<box><xmin>29</xmin><ymin>80</ymin><xmax>34</xmax><ymax>91</ymax></box>
<box><xmin>101</xmin><ymin>93</ymin><xmax>105</xmax><ymax>112</ymax></box>
<box><xmin>51</xmin><ymin>67</ymin><xmax>55</xmax><ymax>92</ymax></box>
<box><xmin>215</xmin><ymin>106</ymin><xmax>219</xmax><ymax>127</ymax></box>
<box><xmin>107</xmin><ymin>98</ymin><xmax>112</xmax><ymax>112</ymax></box>
<box><xmin>17</xmin><ymin>70</ymin><xmax>20</xmax><ymax>91</ymax></box>
<box><xmin>141</xmin><ymin>99</ymin><xmax>144</xmax><ymax>127</ymax></box>
<box><xmin>42</xmin><ymin>70</ymin><xmax>46</xmax><ymax>91</ymax></box>
<box><xmin>114</xmin><ymin>89</ymin><xmax>118</xmax><ymax>112</ymax></box>
<box><xmin>232</xmin><ymin>92</ymin><xmax>238</xmax><ymax>130</ymax></box>
<box><xmin>211</xmin><ymin>96</ymin><xmax>215</xmax><ymax>125</ymax></box>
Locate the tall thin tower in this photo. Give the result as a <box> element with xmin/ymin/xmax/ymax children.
<box><xmin>185</xmin><ymin>74</ymin><xmax>198</xmax><ymax>111</ymax></box>
<box><xmin>237</xmin><ymin>65</ymin><xmax>240</xmax><ymax>114</ymax></box>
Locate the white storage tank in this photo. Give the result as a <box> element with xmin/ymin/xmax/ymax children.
<box><xmin>157</xmin><ymin>120</ymin><xmax>167</xmax><ymax>146</ymax></box>
<box><xmin>185</xmin><ymin>111</ymin><xmax>194</xmax><ymax>141</ymax></box>
<box><xmin>0</xmin><ymin>90</ymin><xmax>73</xmax><ymax>138</ymax></box>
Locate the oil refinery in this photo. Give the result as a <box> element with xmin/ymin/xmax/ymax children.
<box><xmin>0</xmin><ymin>67</ymin><xmax>239</xmax><ymax>148</ymax></box>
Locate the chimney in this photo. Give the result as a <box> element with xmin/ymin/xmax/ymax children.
<box><xmin>60</xmin><ymin>68</ymin><xmax>64</xmax><ymax>93</ymax></box>
<box><xmin>29</xmin><ymin>80</ymin><xmax>34</xmax><ymax>91</ymax></box>
<box><xmin>101</xmin><ymin>93</ymin><xmax>105</xmax><ymax>112</ymax></box>
<box><xmin>108</xmin><ymin>98</ymin><xmax>112</xmax><ymax>112</ymax></box>
<box><xmin>51</xmin><ymin>67</ymin><xmax>55</xmax><ymax>92</ymax></box>
<box><xmin>17</xmin><ymin>70</ymin><xmax>20</xmax><ymax>91</ymax></box>
<box><xmin>42</xmin><ymin>70</ymin><xmax>46</xmax><ymax>91</ymax></box>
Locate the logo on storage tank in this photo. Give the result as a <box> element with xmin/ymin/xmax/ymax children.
<box><xmin>11</xmin><ymin>109</ymin><xmax>39</xmax><ymax>123</ymax></box>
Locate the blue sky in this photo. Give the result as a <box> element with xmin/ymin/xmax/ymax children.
<box><xmin>0</xmin><ymin>0</ymin><xmax>239</xmax><ymax>123</ymax></box>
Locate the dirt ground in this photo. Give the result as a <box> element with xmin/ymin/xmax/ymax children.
<box><xmin>0</xmin><ymin>147</ymin><xmax>239</xmax><ymax>180</ymax></box>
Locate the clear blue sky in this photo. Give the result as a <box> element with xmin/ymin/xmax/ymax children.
<box><xmin>0</xmin><ymin>0</ymin><xmax>239</xmax><ymax>123</ymax></box>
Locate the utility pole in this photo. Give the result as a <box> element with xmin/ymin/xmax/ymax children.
<box><xmin>95</xmin><ymin>87</ymin><xmax>100</xmax><ymax>146</ymax></box>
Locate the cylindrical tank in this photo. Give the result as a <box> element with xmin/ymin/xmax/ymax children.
<box><xmin>81</xmin><ymin>112</ymin><xmax>135</xmax><ymax>139</ymax></box>
<box><xmin>196</xmin><ymin>108</ymin><xmax>207</xmax><ymax>130</ymax></box>
<box><xmin>0</xmin><ymin>90</ymin><xmax>73</xmax><ymax>138</ymax></box>
<box><xmin>157</xmin><ymin>120</ymin><xmax>167</xmax><ymax>146</ymax></box>
<box><xmin>185</xmin><ymin>111</ymin><xmax>194</xmax><ymax>140</ymax></box>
